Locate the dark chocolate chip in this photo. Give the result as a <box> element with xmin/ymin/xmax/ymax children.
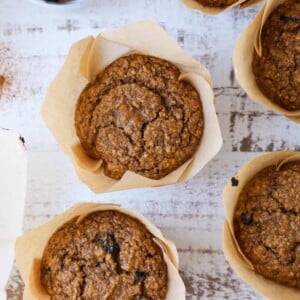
<box><xmin>134</xmin><ymin>270</ymin><xmax>147</xmax><ymax>285</ymax></box>
<box><xmin>241</xmin><ymin>212</ymin><xmax>253</xmax><ymax>225</ymax></box>
<box><xmin>231</xmin><ymin>177</ymin><xmax>239</xmax><ymax>187</ymax></box>
<box><xmin>97</xmin><ymin>233</ymin><xmax>120</xmax><ymax>256</ymax></box>
<box><xmin>145</xmin><ymin>253</ymin><xmax>153</xmax><ymax>259</ymax></box>
<box><xmin>280</xmin><ymin>14</ymin><xmax>300</xmax><ymax>22</ymax></box>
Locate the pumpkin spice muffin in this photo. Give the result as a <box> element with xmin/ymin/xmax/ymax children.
<box><xmin>75</xmin><ymin>54</ymin><xmax>204</xmax><ymax>180</ymax></box>
<box><xmin>194</xmin><ymin>0</ymin><xmax>237</xmax><ymax>8</ymax></box>
<box><xmin>40</xmin><ymin>210</ymin><xmax>168</xmax><ymax>300</ymax></box>
<box><xmin>252</xmin><ymin>0</ymin><xmax>300</xmax><ymax>111</ymax></box>
<box><xmin>234</xmin><ymin>161</ymin><xmax>300</xmax><ymax>288</ymax></box>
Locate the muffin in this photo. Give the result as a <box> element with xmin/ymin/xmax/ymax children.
<box><xmin>75</xmin><ymin>54</ymin><xmax>204</xmax><ymax>180</ymax></box>
<box><xmin>42</xmin><ymin>21</ymin><xmax>222</xmax><ymax>193</ymax></box>
<box><xmin>40</xmin><ymin>210</ymin><xmax>168</xmax><ymax>299</ymax></box>
<box><xmin>252</xmin><ymin>0</ymin><xmax>300</xmax><ymax>111</ymax></box>
<box><xmin>194</xmin><ymin>0</ymin><xmax>238</xmax><ymax>8</ymax></box>
<box><xmin>234</xmin><ymin>161</ymin><xmax>300</xmax><ymax>288</ymax></box>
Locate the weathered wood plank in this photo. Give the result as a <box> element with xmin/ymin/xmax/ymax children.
<box><xmin>1</xmin><ymin>0</ymin><xmax>297</xmax><ymax>299</ymax></box>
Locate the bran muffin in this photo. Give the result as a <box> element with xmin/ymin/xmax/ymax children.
<box><xmin>75</xmin><ymin>54</ymin><xmax>204</xmax><ymax>180</ymax></box>
<box><xmin>40</xmin><ymin>210</ymin><xmax>168</xmax><ymax>300</ymax></box>
<box><xmin>194</xmin><ymin>0</ymin><xmax>238</xmax><ymax>8</ymax></box>
<box><xmin>234</xmin><ymin>161</ymin><xmax>300</xmax><ymax>288</ymax></box>
<box><xmin>252</xmin><ymin>0</ymin><xmax>300</xmax><ymax>111</ymax></box>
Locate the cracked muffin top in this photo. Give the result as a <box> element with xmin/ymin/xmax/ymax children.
<box><xmin>40</xmin><ymin>210</ymin><xmax>168</xmax><ymax>300</ymax></box>
<box><xmin>75</xmin><ymin>54</ymin><xmax>204</xmax><ymax>180</ymax></box>
<box><xmin>234</xmin><ymin>161</ymin><xmax>300</xmax><ymax>288</ymax></box>
<box><xmin>252</xmin><ymin>0</ymin><xmax>300</xmax><ymax>111</ymax></box>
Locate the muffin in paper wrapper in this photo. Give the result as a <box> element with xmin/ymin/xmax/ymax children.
<box><xmin>223</xmin><ymin>151</ymin><xmax>300</xmax><ymax>299</ymax></box>
<box><xmin>41</xmin><ymin>20</ymin><xmax>222</xmax><ymax>193</ymax></box>
<box><xmin>15</xmin><ymin>202</ymin><xmax>186</xmax><ymax>300</ymax></box>
<box><xmin>233</xmin><ymin>0</ymin><xmax>300</xmax><ymax>123</ymax></box>
<box><xmin>181</xmin><ymin>0</ymin><xmax>261</xmax><ymax>16</ymax></box>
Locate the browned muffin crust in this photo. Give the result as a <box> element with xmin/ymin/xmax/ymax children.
<box><xmin>194</xmin><ymin>0</ymin><xmax>237</xmax><ymax>8</ymax></box>
<box><xmin>234</xmin><ymin>161</ymin><xmax>300</xmax><ymax>288</ymax></box>
<box><xmin>252</xmin><ymin>0</ymin><xmax>300</xmax><ymax>111</ymax></box>
<box><xmin>75</xmin><ymin>54</ymin><xmax>204</xmax><ymax>180</ymax></box>
<box><xmin>41</xmin><ymin>210</ymin><xmax>168</xmax><ymax>300</ymax></box>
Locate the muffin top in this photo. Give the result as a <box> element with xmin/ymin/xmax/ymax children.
<box><xmin>234</xmin><ymin>161</ymin><xmax>300</xmax><ymax>288</ymax></box>
<box><xmin>75</xmin><ymin>54</ymin><xmax>204</xmax><ymax>180</ymax></box>
<box><xmin>252</xmin><ymin>0</ymin><xmax>300</xmax><ymax>111</ymax></box>
<box><xmin>40</xmin><ymin>210</ymin><xmax>168</xmax><ymax>300</ymax></box>
<box><xmin>194</xmin><ymin>0</ymin><xmax>238</xmax><ymax>8</ymax></box>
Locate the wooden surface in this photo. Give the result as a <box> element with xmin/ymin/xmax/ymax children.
<box><xmin>1</xmin><ymin>0</ymin><xmax>299</xmax><ymax>299</ymax></box>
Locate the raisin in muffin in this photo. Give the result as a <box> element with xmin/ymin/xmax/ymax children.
<box><xmin>75</xmin><ymin>54</ymin><xmax>204</xmax><ymax>180</ymax></box>
<box><xmin>252</xmin><ymin>0</ymin><xmax>300</xmax><ymax>111</ymax></box>
<box><xmin>41</xmin><ymin>210</ymin><xmax>168</xmax><ymax>299</ymax></box>
<box><xmin>234</xmin><ymin>161</ymin><xmax>300</xmax><ymax>287</ymax></box>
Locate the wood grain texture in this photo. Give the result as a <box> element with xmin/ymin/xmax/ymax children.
<box><xmin>1</xmin><ymin>0</ymin><xmax>297</xmax><ymax>299</ymax></box>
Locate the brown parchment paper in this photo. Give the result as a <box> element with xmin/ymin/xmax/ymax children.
<box><xmin>15</xmin><ymin>202</ymin><xmax>186</xmax><ymax>300</ymax></box>
<box><xmin>222</xmin><ymin>151</ymin><xmax>300</xmax><ymax>299</ymax></box>
<box><xmin>182</xmin><ymin>0</ymin><xmax>260</xmax><ymax>15</ymax></box>
<box><xmin>233</xmin><ymin>0</ymin><xmax>300</xmax><ymax>123</ymax></box>
<box><xmin>41</xmin><ymin>20</ymin><xmax>223</xmax><ymax>193</ymax></box>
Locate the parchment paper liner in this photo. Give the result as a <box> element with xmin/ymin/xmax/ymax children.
<box><xmin>223</xmin><ymin>151</ymin><xmax>300</xmax><ymax>299</ymax></box>
<box><xmin>182</xmin><ymin>0</ymin><xmax>260</xmax><ymax>16</ymax></box>
<box><xmin>41</xmin><ymin>20</ymin><xmax>222</xmax><ymax>193</ymax></box>
<box><xmin>15</xmin><ymin>202</ymin><xmax>186</xmax><ymax>300</ymax></box>
<box><xmin>234</xmin><ymin>0</ymin><xmax>300</xmax><ymax>123</ymax></box>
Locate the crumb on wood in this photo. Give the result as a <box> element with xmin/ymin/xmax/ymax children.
<box><xmin>229</xmin><ymin>68</ymin><xmax>235</xmax><ymax>86</ymax></box>
<box><xmin>19</xmin><ymin>135</ymin><xmax>25</xmax><ymax>147</ymax></box>
<box><xmin>0</xmin><ymin>75</ymin><xmax>5</xmax><ymax>96</ymax></box>
<box><xmin>231</xmin><ymin>176</ymin><xmax>239</xmax><ymax>187</ymax></box>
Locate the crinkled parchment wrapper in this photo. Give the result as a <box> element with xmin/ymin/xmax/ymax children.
<box><xmin>15</xmin><ymin>202</ymin><xmax>186</xmax><ymax>300</ymax></box>
<box><xmin>234</xmin><ymin>0</ymin><xmax>300</xmax><ymax>123</ymax></box>
<box><xmin>182</xmin><ymin>0</ymin><xmax>261</xmax><ymax>15</ymax></box>
<box><xmin>223</xmin><ymin>151</ymin><xmax>300</xmax><ymax>299</ymax></box>
<box><xmin>41</xmin><ymin>20</ymin><xmax>222</xmax><ymax>194</ymax></box>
